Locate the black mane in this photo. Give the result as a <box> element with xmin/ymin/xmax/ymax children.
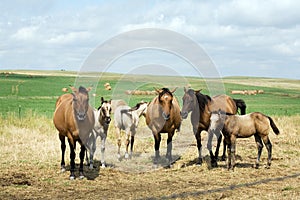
<box><xmin>194</xmin><ymin>90</ymin><xmax>211</xmax><ymax>112</ymax></box>
<box><xmin>159</xmin><ymin>88</ymin><xmax>173</xmax><ymax>97</ymax></box>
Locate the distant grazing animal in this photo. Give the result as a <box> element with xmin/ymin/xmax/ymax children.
<box><xmin>62</xmin><ymin>87</ymin><xmax>69</xmax><ymax>92</ymax></box>
<box><xmin>114</xmin><ymin>101</ymin><xmax>148</xmax><ymax>159</ymax></box>
<box><xmin>53</xmin><ymin>86</ymin><xmax>94</xmax><ymax>180</ymax></box>
<box><xmin>208</xmin><ymin>109</ymin><xmax>280</xmax><ymax>170</ymax></box>
<box><xmin>180</xmin><ymin>88</ymin><xmax>246</xmax><ymax>167</ymax></box>
<box><xmin>146</xmin><ymin>88</ymin><xmax>181</xmax><ymax>166</ymax></box>
<box><xmin>86</xmin><ymin>97</ymin><xmax>112</xmax><ymax>169</ymax></box>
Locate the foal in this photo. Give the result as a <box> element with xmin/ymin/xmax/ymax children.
<box><xmin>114</xmin><ymin>101</ymin><xmax>148</xmax><ymax>159</ymax></box>
<box><xmin>209</xmin><ymin>109</ymin><xmax>280</xmax><ymax>170</ymax></box>
<box><xmin>86</xmin><ymin>97</ymin><xmax>112</xmax><ymax>169</ymax></box>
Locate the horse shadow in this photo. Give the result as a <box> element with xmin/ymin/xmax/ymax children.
<box><xmin>184</xmin><ymin>154</ymin><xmax>254</xmax><ymax>170</ymax></box>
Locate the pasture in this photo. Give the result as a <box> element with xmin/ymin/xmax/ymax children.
<box><xmin>0</xmin><ymin>70</ymin><xmax>300</xmax><ymax>199</ymax></box>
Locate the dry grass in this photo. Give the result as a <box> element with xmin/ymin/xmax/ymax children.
<box><xmin>0</xmin><ymin>114</ymin><xmax>300</xmax><ymax>199</ymax></box>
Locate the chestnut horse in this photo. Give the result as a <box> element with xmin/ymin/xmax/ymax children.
<box><xmin>146</xmin><ymin>88</ymin><xmax>181</xmax><ymax>166</ymax></box>
<box><xmin>209</xmin><ymin>110</ymin><xmax>280</xmax><ymax>170</ymax></box>
<box><xmin>180</xmin><ymin>88</ymin><xmax>246</xmax><ymax>167</ymax></box>
<box><xmin>53</xmin><ymin>86</ymin><xmax>95</xmax><ymax>180</ymax></box>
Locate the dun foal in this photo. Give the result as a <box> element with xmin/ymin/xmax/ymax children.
<box><xmin>209</xmin><ymin>110</ymin><xmax>280</xmax><ymax>170</ymax></box>
<box><xmin>86</xmin><ymin>97</ymin><xmax>112</xmax><ymax>169</ymax></box>
<box><xmin>114</xmin><ymin>101</ymin><xmax>148</xmax><ymax>159</ymax></box>
<box><xmin>53</xmin><ymin>86</ymin><xmax>94</xmax><ymax>180</ymax></box>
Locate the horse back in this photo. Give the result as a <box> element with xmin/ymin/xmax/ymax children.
<box><xmin>53</xmin><ymin>97</ymin><xmax>77</xmax><ymax>137</ymax></box>
<box><xmin>210</xmin><ymin>94</ymin><xmax>237</xmax><ymax>114</ymax></box>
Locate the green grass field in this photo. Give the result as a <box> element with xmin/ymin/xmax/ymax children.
<box><xmin>1</xmin><ymin>70</ymin><xmax>300</xmax><ymax>199</ymax></box>
<box><xmin>1</xmin><ymin>70</ymin><xmax>299</xmax><ymax>118</ymax></box>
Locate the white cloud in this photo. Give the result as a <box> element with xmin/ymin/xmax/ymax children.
<box><xmin>0</xmin><ymin>0</ymin><xmax>299</xmax><ymax>79</ymax></box>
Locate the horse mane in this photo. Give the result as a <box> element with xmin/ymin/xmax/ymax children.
<box><xmin>194</xmin><ymin>90</ymin><xmax>211</xmax><ymax>112</ymax></box>
<box><xmin>78</xmin><ymin>86</ymin><xmax>89</xmax><ymax>94</ymax></box>
<box><xmin>159</xmin><ymin>88</ymin><xmax>173</xmax><ymax>98</ymax></box>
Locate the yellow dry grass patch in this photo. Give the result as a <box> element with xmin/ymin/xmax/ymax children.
<box><xmin>0</xmin><ymin>115</ymin><xmax>299</xmax><ymax>199</ymax></box>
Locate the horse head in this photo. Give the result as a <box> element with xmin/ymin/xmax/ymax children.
<box><xmin>155</xmin><ymin>87</ymin><xmax>176</xmax><ymax>121</ymax></box>
<box><xmin>70</xmin><ymin>86</ymin><xmax>91</xmax><ymax>121</ymax></box>
<box><xmin>208</xmin><ymin>109</ymin><xmax>226</xmax><ymax>133</ymax></box>
<box><xmin>181</xmin><ymin>88</ymin><xmax>201</xmax><ymax>119</ymax></box>
<box><xmin>99</xmin><ymin>97</ymin><xmax>112</xmax><ymax>125</ymax></box>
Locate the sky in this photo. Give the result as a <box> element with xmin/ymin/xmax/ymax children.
<box><xmin>1</xmin><ymin>0</ymin><xmax>300</xmax><ymax>79</ymax></box>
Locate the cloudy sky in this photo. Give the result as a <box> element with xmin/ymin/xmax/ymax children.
<box><xmin>1</xmin><ymin>0</ymin><xmax>300</xmax><ymax>79</ymax></box>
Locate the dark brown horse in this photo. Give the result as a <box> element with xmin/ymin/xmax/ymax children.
<box><xmin>53</xmin><ymin>86</ymin><xmax>95</xmax><ymax>180</ymax></box>
<box><xmin>209</xmin><ymin>110</ymin><xmax>280</xmax><ymax>170</ymax></box>
<box><xmin>180</xmin><ymin>88</ymin><xmax>246</xmax><ymax>167</ymax></box>
<box><xmin>146</xmin><ymin>88</ymin><xmax>181</xmax><ymax>166</ymax></box>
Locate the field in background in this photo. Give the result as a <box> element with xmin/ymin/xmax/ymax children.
<box><xmin>1</xmin><ymin>70</ymin><xmax>300</xmax><ymax>117</ymax></box>
<box><xmin>0</xmin><ymin>70</ymin><xmax>300</xmax><ymax>199</ymax></box>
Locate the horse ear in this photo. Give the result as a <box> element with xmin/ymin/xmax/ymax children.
<box><xmin>154</xmin><ymin>87</ymin><xmax>161</xmax><ymax>94</ymax></box>
<box><xmin>101</xmin><ymin>97</ymin><xmax>104</xmax><ymax>103</ymax></box>
<box><xmin>170</xmin><ymin>87</ymin><xmax>178</xmax><ymax>93</ymax></box>
<box><xmin>194</xmin><ymin>89</ymin><xmax>202</xmax><ymax>94</ymax></box>
<box><xmin>109</xmin><ymin>99</ymin><xmax>112</xmax><ymax>104</ymax></box>
<box><xmin>184</xmin><ymin>87</ymin><xmax>187</xmax><ymax>93</ymax></box>
<box><xmin>86</xmin><ymin>87</ymin><xmax>92</xmax><ymax>92</ymax></box>
<box><xmin>69</xmin><ymin>85</ymin><xmax>77</xmax><ymax>93</ymax></box>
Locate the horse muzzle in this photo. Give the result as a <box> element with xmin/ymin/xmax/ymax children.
<box><xmin>162</xmin><ymin>112</ymin><xmax>170</xmax><ymax>120</ymax></box>
<box><xmin>77</xmin><ymin>112</ymin><xmax>86</xmax><ymax>121</ymax></box>
<box><xmin>105</xmin><ymin>117</ymin><xmax>111</xmax><ymax>124</ymax></box>
<box><xmin>180</xmin><ymin>111</ymin><xmax>188</xmax><ymax>119</ymax></box>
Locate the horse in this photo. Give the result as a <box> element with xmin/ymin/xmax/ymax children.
<box><xmin>180</xmin><ymin>88</ymin><xmax>246</xmax><ymax>167</ymax></box>
<box><xmin>114</xmin><ymin>101</ymin><xmax>148</xmax><ymax>159</ymax></box>
<box><xmin>146</xmin><ymin>88</ymin><xmax>181</xmax><ymax>166</ymax></box>
<box><xmin>208</xmin><ymin>109</ymin><xmax>280</xmax><ymax>170</ymax></box>
<box><xmin>85</xmin><ymin>97</ymin><xmax>112</xmax><ymax>169</ymax></box>
<box><xmin>53</xmin><ymin>86</ymin><xmax>95</xmax><ymax>180</ymax></box>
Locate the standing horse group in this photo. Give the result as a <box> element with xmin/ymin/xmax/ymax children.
<box><xmin>53</xmin><ymin>85</ymin><xmax>279</xmax><ymax>179</ymax></box>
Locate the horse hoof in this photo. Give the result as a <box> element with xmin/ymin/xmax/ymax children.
<box><xmin>69</xmin><ymin>176</ymin><xmax>75</xmax><ymax>180</ymax></box>
<box><xmin>61</xmin><ymin>168</ymin><xmax>66</xmax><ymax>173</ymax></box>
<box><xmin>152</xmin><ymin>164</ymin><xmax>159</xmax><ymax>169</ymax></box>
<box><xmin>125</xmin><ymin>153</ymin><xmax>129</xmax><ymax>159</ymax></box>
<box><xmin>211</xmin><ymin>161</ymin><xmax>218</xmax><ymax>168</ymax></box>
<box><xmin>101</xmin><ymin>163</ymin><xmax>106</xmax><ymax>168</ymax></box>
<box><xmin>79</xmin><ymin>175</ymin><xmax>85</xmax><ymax>179</ymax></box>
<box><xmin>221</xmin><ymin>157</ymin><xmax>226</xmax><ymax>161</ymax></box>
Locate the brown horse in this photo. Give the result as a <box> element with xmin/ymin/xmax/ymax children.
<box><xmin>180</xmin><ymin>88</ymin><xmax>246</xmax><ymax>167</ymax></box>
<box><xmin>208</xmin><ymin>110</ymin><xmax>280</xmax><ymax>170</ymax></box>
<box><xmin>53</xmin><ymin>86</ymin><xmax>95</xmax><ymax>180</ymax></box>
<box><xmin>146</xmin><ymin>88</ymin><xmax>181</xmax><ymax>166</ymax></box>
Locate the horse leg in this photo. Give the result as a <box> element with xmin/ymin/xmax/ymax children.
<box><xmin>194</xmin><ymin>127</ymin><xmax>202</xmax><ymax>165</ymax></box>
<box><xmin>227</xmin><ymin>142</ymin><xmax>232</xmax><ymax>170</ymax></box>
<box><xmin>59</xmin><ymin>134</ymin><xmax>66</xmax><ymax>173</ymax></box>
<box><xmin>130</xmin><ymin>129</ymin><xmax>136</xmax><ymax>159</ymax></box>
<box><xmin>125</xmin><ymin>129</ymin><xmax>131</xmax><ymax>159</ymax></box>
<box><xmin>79</xmin><ymin>143</ymin><xmax>86</xmax><ymax>179</ymax></box>
<box><xmin>230</xmin><ymin>135</ymin><xmax>237</xmax><ymax>171</ymax></box>
<box><xmin>115</xmin><ymin>127</ymin><xmax>121</xmax><ymax>160</ymax></box>
<box><xmin>166</xmin><ymin>131</ymin><xmax>174</xmax><ymax>166</ymax></box>
<box><xmin>262</xmin><ymin>135</ymin><xmax>272</xmax><ymax>168</ymax></box>
<box><xmin>153</xmin><ymin>133</ymin><xmax>161</xmax><ymax>165</ymax></box>
<box><xmin>88</xmin><ymin>132</ymin><xmax>96</xmax><ymax>169</ymax></box>
<box><xmin>214</xmin><ymin>130</ymin><xmax>222</xmax><ymax>161</ymax></box>
<box><xmin>100</xmin><ymin>134</ymin><xmax>107</xmax><ymax>168</ymax></box>
<box><xmin>254</xmin><ymin>133</ymin><xmax>263</xmax><ymax>169</ymax></box>
<box><xmin>68</xmin><ymin>139</ymin><xmax>76</xmax><ymax>180</ymax></box>
<box><xmin>221</xmin><ymin>139</ymin><xmax>227</xmax><ymax>161</ymax></box>
<box><xmin>207</xmin><ymin>130</ymin><xmax>218</xmax><ymax>167</ymax></box>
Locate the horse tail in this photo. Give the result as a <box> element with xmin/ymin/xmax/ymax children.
<box><xmin>233</xmin><ymin>98</ymin><xmax>247</xmax><ymax>115</ymax></box>
<box><xmin>267</xmin><ymin>116</ymin><xmax>280</xmax><ymax>135</ymax></box>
